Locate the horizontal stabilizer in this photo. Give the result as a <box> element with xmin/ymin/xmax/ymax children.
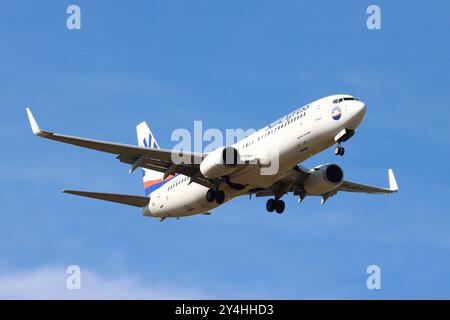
<box><xmin>63</xmin><ymin>190</ymin><xmax>150</xmax><ymax>207</ymax></box>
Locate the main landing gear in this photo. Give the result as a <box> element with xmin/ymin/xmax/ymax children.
<box><xmin>266</xmin><ymin>198</ymin><xmax>285</xmax><ymax>214</ymax></box>
<box><xmin>206</xmin><ymin>189</ymin><xmax>225</xmax><ymax>204</ymax></box>
<box><xmin>334</xmin><ymin>143</ymin><xmax>345</xmax><ymax>156</ymax></box>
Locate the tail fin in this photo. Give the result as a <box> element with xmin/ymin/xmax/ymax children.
<box><xmin>136</xmin><ymin>122</ymin><xmax>173</xmax><ymax>196</ymax></box>
<box><xmin>137</xmin><ymin>121</ymin><xmax>160</xmax><ymax>150</ymax></box>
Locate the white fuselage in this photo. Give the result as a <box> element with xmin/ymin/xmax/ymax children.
<box><xmin>142</xmin><ymin>94</ymin><xmax>367</xmax><ymax>219</ymax></box>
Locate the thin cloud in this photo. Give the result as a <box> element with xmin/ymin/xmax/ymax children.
<box><xmin>0</xmin><ymin>266</ymin><xmax>206</xmax><ymax>300</ymax></box>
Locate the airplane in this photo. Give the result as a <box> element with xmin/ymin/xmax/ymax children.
<box><xmin>26</xmin><ymin>94</ymin><xmax>398</xmax><ymax>221</ymax></box>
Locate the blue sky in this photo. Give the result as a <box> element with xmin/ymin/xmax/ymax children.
<box><xmin>1</xmin><ymin>0</ymin><xmax>450</xmax><ymax>299</ymax></box>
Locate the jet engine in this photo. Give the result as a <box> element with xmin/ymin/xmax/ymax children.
<box><xmin>303</xmin><ymin>164</ymin><xmax>344</xmax><ymax>195</ymax></box>
<box><xmin>200</xmin><ymin>146</ymin><xmax>240</xmax><ymax>179</ymax></box>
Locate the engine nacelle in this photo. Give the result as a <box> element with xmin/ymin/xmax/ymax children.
<box><xmin>303</xmin><ymin>164</ymin><xmax>344</xmax><ymax>196</ymax></box>
<box><xmin>200</xmin><ymin>146</ymin><xmax>240</xmax><ymax>179</ymax></box>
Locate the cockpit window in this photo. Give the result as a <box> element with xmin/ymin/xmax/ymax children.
<box><xmin>334</xmin><ymin>97</ymin><xmax>358</xmax><ymax>103</ymax></box>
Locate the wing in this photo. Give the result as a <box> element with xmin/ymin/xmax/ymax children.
<box><xmin>338</xmin><ymin>169</ymin><xmax>398</xmax><ymax>194</ymax></box>
<box><xmin>253</xmin><ymin>166</ymin><xmax>398</xmax><ymax>200</ymax></box>
<box><xmin>26</xmin><ymin>108</ymin><xmax>214</xmax><ymax>188</ymax></box>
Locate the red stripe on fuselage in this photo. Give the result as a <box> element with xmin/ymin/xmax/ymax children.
<box><xmin>143</xmin><ymin>175</ymin><xmax>175</xmax><ymax>189</ymax></box>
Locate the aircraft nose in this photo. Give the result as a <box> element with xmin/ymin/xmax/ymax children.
<box><xmin>347</xmin><ymin>101</ymin><xmax>367</xmax><ymax>130</ymax></box>
<box><xmin>356</xmin><ymin>101</ymin><xmax>367</xmax><ymax>117</ymax></box>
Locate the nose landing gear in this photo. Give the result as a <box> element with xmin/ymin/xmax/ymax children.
<box><xmin>266</xmin><ymin>198</ymin><xmax>285</xmax><ymax>214</ymax></box>
<box><xmin>333</xmin><ymin>129</ymin><xmax>354</xmax><ymax>156</ymax></box>
<box><xmin>334</xmin><ymin>143</ymin><xmax>345</xmax><ymax>156</ymax></box>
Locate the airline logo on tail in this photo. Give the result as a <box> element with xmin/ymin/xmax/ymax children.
<box><xmin>136</xmin><ymin>122</ymin><xmax>175</xmax><ymax>196</ymax></box>
<box><xmin>142</xmin><ymin>132</ymin><xmax>159</xmax><ymax>149</ymax></box>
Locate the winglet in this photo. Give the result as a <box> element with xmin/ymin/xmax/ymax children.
<box><xmin>388</xmin><ymin>169</ymin><xmax>398</xmax><ymax>192</ymax></box>
<box><xmin>26</xmin><ymin>108</ymin><xmax>44</xmax><ymax>136</ymax></box>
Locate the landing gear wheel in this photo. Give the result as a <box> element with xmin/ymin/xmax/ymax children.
<box><xmin>266</xmin><ymin>199</ymin><xmax>276</xmax><ymax>212</ymax></box>
<box><xmin>275</xmin><ymin>200</ymin><xmax>285</xmax><ymax>214</ymax></box>
<box><xmin>206</xmin><ymin>189</ymin><xmax>216</xmax><ymax>202</ymax></box>
<box><xmin>215</xmin><ymin>190</ymin><xmax>225</xmax><ymax>204</ymax></box>
<box><xmin>334</xmin><ymin>146</ymin><xmax>345</xmax><ymax>156</ymax></box>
